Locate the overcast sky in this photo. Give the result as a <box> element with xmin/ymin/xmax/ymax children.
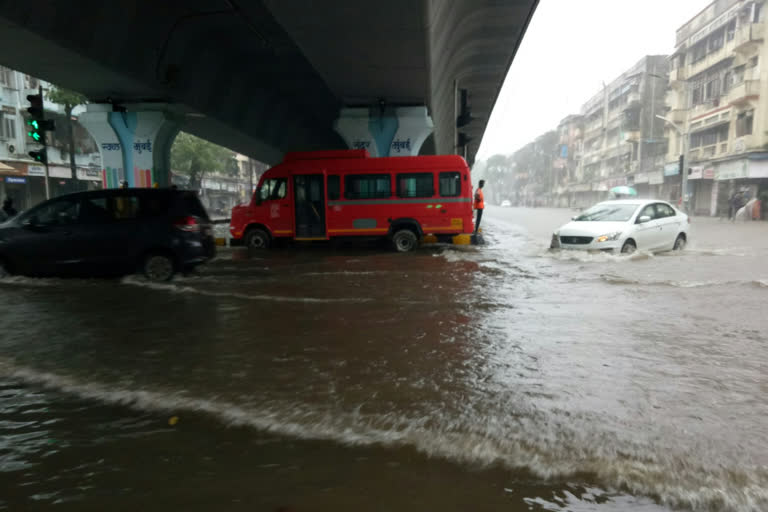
<box><xmin>476</xmin><ymin>0</ymin><xmax>713</xmax><ymax>160</ymax></box>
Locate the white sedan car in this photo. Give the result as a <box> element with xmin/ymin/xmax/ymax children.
<box><xmin>500</xmin><ymin>200</ymin><xmax>512</xmax><ymax>207</ymax></box>
<box><xmin>551</xmin><ymin>199</ymin><xmax>689</xmax><ymax>254</ymax></box>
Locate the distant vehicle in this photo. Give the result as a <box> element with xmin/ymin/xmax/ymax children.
<box><xmin>0</xmin><ymin>188</ymin><xmax>215</xmax><ymax>281</ymax></box>
<box><xmin>550</xmin><ymin>199</ymin><xmax>689</xmax><ymax>254</ymax></box>
<box><xmin>230</xmin><ymin>149</ymin><xmax>475</xmax><ymax>252</ymax></box>
<box><xmin>500</xmin><ymin>200</ymin><xmax>511</xmax><ymax>207</ymax></box>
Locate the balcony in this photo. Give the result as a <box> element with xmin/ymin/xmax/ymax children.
<box><xmin>668</xmin><ymin>109</ymin><xmax>686</xmax><ymax>124</ymax></box>
<box><xmin>669</xmin><ymin>67</ymin><xmax>688</xmax><ymax>86</ymax></box>
<box><xmin>727</xmin><ymin>79</ymin><xmax>760</xmax><ymax>105</ymax></box>
<box><xmin>733</xmin><ymin>23</ymin><xmax>764</xmax><ymax>53</ymax></box>
<box><xmin>688</xmin><ymin>39</ymin><xmax>737</xmax><ymax>79</ymax></box>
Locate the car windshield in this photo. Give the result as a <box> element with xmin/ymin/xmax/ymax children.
<box><xmin>573</xmin><ymin>203</ymin><xmax>639</xmax><ymax>222</ymax></box>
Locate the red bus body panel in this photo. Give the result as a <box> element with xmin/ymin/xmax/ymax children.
<box><xmin>229</xmin><ymin>150</ymin><xmax>474</xmax><ymax>242</ymax></box>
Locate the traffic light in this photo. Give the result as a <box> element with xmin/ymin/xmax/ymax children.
<box><xmin>456</xmin><ymin>88</ymin><xmax>472</xmax><ymax>128</ymax></box>
<box><xmin>28</xmin><ymin>149</ymin><xmax>47</xmax><ymax>164</ymax></box>
<box><xmin>457</xmin><ymin>132</ymin><xmax>473</xmax><ymax>147</ymax></box>
<box><xmin>25</xmin><ymin>92</ymin><xmax>54</xmax><ymax>145</ymax></box>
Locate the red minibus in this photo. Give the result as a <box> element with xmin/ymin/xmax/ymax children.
<box><xmin>229</xmin><ymin>149</ymin><xmax>474</xmax><ymax>252</ymax></box>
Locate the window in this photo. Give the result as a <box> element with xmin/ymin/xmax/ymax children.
<box><xmin>344</xmin><ymin>174</ymin><xmax>391</xmax><ymax>199</ymax></box>
<box><xmin>0</xmin><ymin>114</ymin><xmax>15</xmax><ymax>139</ymax></box>
<box><xmin>439</xmin><ymin>172</ymin><xmax>461</xmax><ymax>197</ymax></box>
<box><xmin>0</xmin><ymin>67</ymin><xmax>12</xmax><ymax>87</ymax></box>
<box><xmin>79</xmin><ymin>197</ymin><xmax>114</xmax><ymax>223</ymax></box>
<box><xmin>637</xmin><ymin>204</ymin><xmax>656</xmax><ymax>221</ymax></box>
<box><xmin>733</xmin><ymin>65</ymin><xmax>745</xmax><ymax>85</ymax></box>
<box><xmin>654</xmin><ymin>203</ymin><xmax>675</xmax><ymax>218</ymax></box>
<box><xmin>175</xmin><ymin>192</ymin><xmax>207</xmax><ymax>218</ymax></box>
<box><xmin>723</xmin><ymin>71</ymin><xmax>732</xmax><ymax>93</ymax></box>
<box><xmin>258</xmin><ymin>178</ymin><xmax>287</xmax><ymax>201</ymax></box>
<box><xmin>27</xmin><ymin>198</ymin><xmax>80</xmax><ymax>226</ymax></box>
<box><xmin>328</xmin><ymin>175</ymin><xmax>340</xmax><ymax>200</ymax></box>
<box><xmin>727</xmin><ymin>19</ymin><xmax>736</xmax><ymax>40</ymax></box>
<box><xmin>114</xmin><ymin>196</ymin><xmax>140</xmax><ymax>219</ymax></box>
<box><xmin>396</xmin><ymin>173</ymin><xmax>433</xmax><ymax>198</ymax></box>
<box><xmin>736</xmin><ymin>110</ymin><xmax>754</xmax><ymax>136</ymax></box>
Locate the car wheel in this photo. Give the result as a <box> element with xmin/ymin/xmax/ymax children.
<box><xmin>620</xmin><ymin>240</ymin><xmax>637</xmax><ymax>254</ymax></box>
<box><xmin>244</xmin><ymin>228</ymin><xmax>270</xmax><ymax>249</ymax></box>
<box><xmin>673</xmin><ymin>234</ymin><xmax>686</xmax><ymax>251</ymax></box>
<box><xmin>143</xmin><ymin>253</ymin><xmax>175</xmax><ymax>282</ymax></box>
<box><xmin>392</xmin><ymin>229</ymin><xmax>418</xmax><ymax>252</ymax></box>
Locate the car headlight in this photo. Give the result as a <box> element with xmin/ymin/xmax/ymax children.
<box><xmin>595</xmin><ymin>231</ymin><xmax>622</xmax><ymax>243</ymax></box>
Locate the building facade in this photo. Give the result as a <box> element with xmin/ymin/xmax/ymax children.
<box><xmin>0</xmin><ymin>65</ymin><xmax>101</xmax><ymax>210</ymax></box>
<box><xmin>666</xmin><ymin>0</ymin><xmax>768</xmax><ymax>216</ymax></box>
<box><xmin>572</xmin><ymin>55</ymin><xmax>670</xmax><ymax>207</ymax></box>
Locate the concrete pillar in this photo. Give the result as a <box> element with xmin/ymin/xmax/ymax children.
<box><xmin>334</xmin><ymin>106</ymin><xmax>433</xmax><ymax>157</ymax></box>
<box><xmin>79</xmin><ymin>104</ymin><xmax>182</xmax><ymax>188</ymax></box>
<box><xmin>79</xmin><ymin>104</ymin><xmax>124</xmax><ymax>188</ymax></box>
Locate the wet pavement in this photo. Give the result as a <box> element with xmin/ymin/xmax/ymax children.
<box><xmin>1</xmin><ymin>207</ymin><xmax>767</xmax><ymax>511</ymax></box>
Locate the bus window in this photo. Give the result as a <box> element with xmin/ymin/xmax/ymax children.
<box><xmin>397</xmin><ymin>173</ymin><xmax>434</xmax><ymax>198</ymax></box>
<box><xmin>259</xmin><ymin>178</ymin><xmax>287</xmax><ymax>201</ymax></box>
<box><xmin>439</xmin><ymin>172</ymin><xmax>461</xmax><ymax>197</ymax></box>
<box><xmin>345</xmin><ymin>174</ymin><xmax>391</xmax><ymax>199</ymax></box>
<box><xmin>328</xmin><ymin>175</ymin><xmax>340</xmax><ymax>200</ymax></box>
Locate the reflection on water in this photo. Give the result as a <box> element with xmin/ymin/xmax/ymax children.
<box><xmin>1</xmin><ymin>211</ymin><xmax>767</xmax><ymax>511</ymax></box>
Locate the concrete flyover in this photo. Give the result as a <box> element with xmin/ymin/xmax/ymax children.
<box><xmin>0</xmin><ymin>0</ymin><xmax>537</xmax><ymax>167</ymax></box>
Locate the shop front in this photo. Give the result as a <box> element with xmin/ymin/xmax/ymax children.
<box><xmin>688</xmin><ymin>166</ymin><xmax>716</xmax><ymax>216</ymax></box>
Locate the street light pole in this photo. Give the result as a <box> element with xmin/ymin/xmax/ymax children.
<box><xmin>656</xmin><ymin>114</ymin><xmax>690</xmax><ymax>212</ymax></box>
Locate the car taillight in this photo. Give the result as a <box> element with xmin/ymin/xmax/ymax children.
<box><xmin>174</xmin><ymin>216</ymin><xmax>200</xmax><ymax>232</ymax></box>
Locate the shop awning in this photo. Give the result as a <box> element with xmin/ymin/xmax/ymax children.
<box><xmin>0</xmin><ymin>161</ymin><xmax>15</xmax><ymax>171</ymax></box>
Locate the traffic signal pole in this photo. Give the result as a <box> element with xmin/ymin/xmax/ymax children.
<box><xmin>26</xmin><ymin>85</ymin><xmax>53</xmax><ymax>199</ymax></box>
<box><xmin>39</xmin><ymin>85</ymin><xmax>50</xmax><ymax>200</ymax></box>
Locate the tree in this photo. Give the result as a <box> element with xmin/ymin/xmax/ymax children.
<box><xmin>171</xmin><ymin>132</ymin><xmax>238</xmax><ymax>190</ymax></box>
<box><xmin>46</xmin><ymin>86</ymin><xmax>87</xmax><ymax>180</ymax></box>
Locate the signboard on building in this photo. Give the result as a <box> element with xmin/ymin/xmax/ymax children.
<box><xmin>664</xmin><ymin>163</ymin><xmax>680</xmax><ymax>176</ymax></box>
<box><xmin>648</xmin><ymin>171</ymin><xmax>664</xmax><ymax>184</ymax></box>
<box><xmin>716</xmin><ymin>159</ymin><xmax>747</xmax><ymax>180</ymax></box>
<box><xmin>49</xmin><ymin>166</ymin><xmax>72</xmax><ymax>179</ymax></box>
<box><xmin>5</xmin><ymin>176</ymin><xmax>26</xmax><ymax>184</ymax></box>
<box><xmin>634</xmin><ymin>172</ymin><xmax>649</xmax><ymax>183</ymax></box>
<box><xmin>689</xmin><ymin>166</ymin><xmax>702</xmax><ymax>180</ymax></box>
<box><xmin>76</xmin><ymin>168</ymin><xmax>102</xmax><ymax>181</ymax></box>
<box><xmin>747</xmin><ymin>160</ymin><xmax>768</xmax><ymax>178</ymax></box>
<box><xmin>27</xmin><ymin>165</ymin><xmax>45</xmax><ymax>177</ymax></box>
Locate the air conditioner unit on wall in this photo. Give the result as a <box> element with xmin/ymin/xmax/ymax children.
<box><xmin>7</xmin><ymin>144</ymin><xmax>14</xmax><ymax>154</ymax></box>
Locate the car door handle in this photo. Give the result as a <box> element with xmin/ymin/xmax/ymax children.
<box><xmin>281</xmin><ymin>203</ymin><xmax>289</xmax><ymax>207</ymax></box>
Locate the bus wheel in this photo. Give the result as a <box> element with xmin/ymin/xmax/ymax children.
<box><xmin>245</xmin><ymin>228</ymin><xmax>270</xmax><ymax>249</ymax></box>
<box><xmin>392</xmin><ymin>229</ymin><xmax>418</xmax><ymax>252</ymax></box>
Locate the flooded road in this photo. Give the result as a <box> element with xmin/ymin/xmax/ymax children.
<box><xmin>1</xmin><ymin>207</ymin><xmax>767</xmax><ymax>511</ymax></box>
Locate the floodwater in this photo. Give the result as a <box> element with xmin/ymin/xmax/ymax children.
<box><xmin>1</xmin><ymin>207</ymin><xmax>767</xmax><ymax>511</ymax></box>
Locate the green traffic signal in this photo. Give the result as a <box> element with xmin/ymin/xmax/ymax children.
<box><xmin>27</xmin><ymin>119</ymin><xmax>40</xmax><ymax>130</ymax></box>
<box><xmin>28</xmin><ymin>130</ymin><xmax>42</xmax><ymax>142</ymax></box>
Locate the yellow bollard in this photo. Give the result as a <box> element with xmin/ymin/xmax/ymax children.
<box><xmin>422</xmin><ymin>234</ymin><xmax>438</xmax><ymax>244</ymax></box>
<box><xmin>452</xmin><ymin>234</ymin><xmax>471</xmax><ymax>245</ymax></box>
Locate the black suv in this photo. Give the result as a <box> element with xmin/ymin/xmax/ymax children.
<box><xmin>0</xmin><ymin>188</ymin><xmax>215</xmax><ymax>281</ymax></box>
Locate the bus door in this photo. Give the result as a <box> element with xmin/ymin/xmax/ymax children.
<box><xmin>293</xmin><ymin>174</ymin><xmax>326</xmax><ymax>239</ymax></box>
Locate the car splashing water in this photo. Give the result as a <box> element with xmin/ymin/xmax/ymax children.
<box><xmin>0</xmin><ymin>207</ymin><xmax>767</xmax><ymax>511</ymax></box>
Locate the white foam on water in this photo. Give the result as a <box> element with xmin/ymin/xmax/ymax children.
<box><xmin>120</xmin><ymin>275</ymin><xmax>372</xmax><ymax>303</ymax></box>
<box><xmin>2</xmin><ymin>360</ymin><xmax>766</xmax><ymax>512</ymax></box>
<box><xmin>600</xmin><ymin>274</ymin><xmax>768</xmax><ymax>290</ymax></box>
<box><xmin>542</xmin><ymin>249</ymin><xmax>655</xmax><ymax>264</ymax></box>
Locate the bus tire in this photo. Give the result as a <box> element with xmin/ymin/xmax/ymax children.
<box><xmin>244</xmin><ymin>228</ymin><xmax>270</xmax><ymax>249</ymax></box>
<box><xmin>392</xmin><ymin>229</ymin><xmax>418</xmax><ymax>253</ymax></box>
